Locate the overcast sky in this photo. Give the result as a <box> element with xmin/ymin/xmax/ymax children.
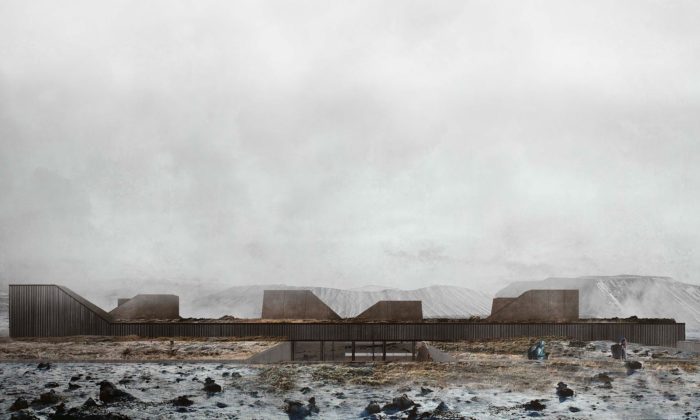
<box><xmin>1</xmin><ymin>1</ymin><xmax>699</xmax><ymax>293</ymax></box>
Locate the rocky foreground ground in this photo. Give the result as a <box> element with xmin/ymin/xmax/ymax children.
<box><xmin>0</xmin><ymin>337</ymin><xmax>698</xmax><ymax>419</ymax></box>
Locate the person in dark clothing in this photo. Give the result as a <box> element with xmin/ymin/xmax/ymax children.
<box><xmin>620</xmin><ymin>337</ymin><xmax>627</xmax><ymax>360</ymax></box>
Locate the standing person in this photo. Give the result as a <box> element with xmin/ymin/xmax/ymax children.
<box><xmin>619</xmin><ymin>337</ymin><xmax>627</xmax><ymax>360</ymax></box>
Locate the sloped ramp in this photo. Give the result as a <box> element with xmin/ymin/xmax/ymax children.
<box><xmin>355</xmin><ymin>301</ymin><xmax>422</xmax><ymax>321</ymax></box>
<box><xmin>247</xmin><ymin>342</ymin><xmax>292</xmax><ymax>363</ymax></box>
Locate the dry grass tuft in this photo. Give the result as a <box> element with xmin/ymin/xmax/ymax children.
<box><xmin>257</xmin><ymin>365</ymin><xmax>298</xmax><ymax>391</ymax></box>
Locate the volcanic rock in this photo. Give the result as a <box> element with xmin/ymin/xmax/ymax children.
<box><xmin>365</xmin><ymin>401</ymin><xmax>382</xmax><ymax>414</ymax></box>
<box><xmin>9</xmin><ymin>397</ymin><xmax>29</xmax><ymax>411</ymax></box>
<box><xmin>202</xmin><ymin>377</ymin><xmax>222</xmax><ymax>393</ymax></box>
<box><xmin>626</xmin><ymin>361</ymin><xmax>643</xmax><ymax>371</ymax></box>
<box><xmin>592</xmin><ymin>373</ymin><xmax>613</xmax><ymax>383</ymax></box>
<box><xmin>98</xmin><ymin>381</ymin><xmax>135</xmax><ymax>403</ymax></box>
<box><xmin>283</xmin><ymin>397</ymin><xmax>319</xmax><ymax>418</ymax></box>
<box><xmin>172</xmin><ymin>396</ymin><xmax>194</xmax><ymax>407</ymax></box>
<box><xmin>10</xmin><ymin>412</ymin><xmax>40</xmax><ymax>420</ymax></box>
<box><xmin>382</xmin><ymin>394</ymin><xmax>415</xmax><ymax>412</ymax></box>
<box><xmin>523</xmin><ymin>399</ymin><xmax>546</xmax><ymax>411</ymax></box>
<box><xmin>31</xmin><ymin>390</ymin><xmax>62</xmax><ymax>407</ymax></box>
<box><xmin>556</xmin><ymin>382</ymin><xmax>574</xmax><ymax>399</ymax></box>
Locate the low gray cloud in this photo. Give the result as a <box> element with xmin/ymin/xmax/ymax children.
<box><xmin>1</xmin><ymin>0</ymin><xmax>699</xmax><ymax>293</ymax></box>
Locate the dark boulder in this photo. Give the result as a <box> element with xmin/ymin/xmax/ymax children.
<box><xmin>47</xmin><ymin>397</ymin><xmax>133</xmax><ymax>419</ymax></box>
<box><xmin>382</xmin><ymin>394</ymin><xmax>415</xmax><ymax>412</ymax></box>
<box><xmin>592</xmin><ymin>373</ymin><xmax>613</xmax><ymax>383</ymax></box>
<box><xmin>365</xmin><ymin>401</ymin><xmax>381</xmax><ymax>414</ymax></box>
<box><xmin>9</xmin><ymin>397</ymin><xmax>29</xmax><ymax>411</ymax></box>
<box><xmin>11</xmin><ymin>412</ymin><xmax>40</xmax><ymax>420</ymax></box>
<box><xmin>556</xmin><ymin>382</ymin><xmax>574</xmax><ymax>399</ymax></box>
<box><xmin>36</xmin><ymin>363</ymin><xmax>51</xmax><ymax>370</ymax></box>
<box><xmin>52</xmin><ymin>403</ymin><xmax>66</xmax><ymax>415</ymax></box>
<box><xmin>31</xmin><ymin>390</ymin><xmax>62</xmax><ymax>407</ymax></box>
<box><xmin>428</xmin><ymin>401</ymin><xmax>466</xmax><ymax>419</ymax></box>
<box><xmin>523</xmin><ymin>399</ymin><xmax>546</xmax><ymax>411</ymax></box>
<box><xmin>172</xmin><ymin>396</ymin><xmax>194</xmax><ymax>407</ymax></box>
<box><xmin>82</xmin><ymin>398</ymin><xmax>98</xmax><ymax>408</ymax></box>
<box><xmin>283</xmin><ymin>397</ymin><xmax>319</xmax><ymax>419</ymax></box>
<box><xmin>420</xmin><ymin>387</ymin><xmax>434</xmax><ymax>395</ymax></box>
<box><xmin>202</xmin><ymin>377</ymin><xmax>222</xmax><ymax>393</ymax></box>
<box><xmin>625</xmin><ymin>361</ymin><xmax>643</xmax><ymax>371</ymax></box>
<box><xmin>48</xmin><ymin>406</ymin><xmax>131</xmax><ymax>420</ymax></box>
<box><xmin>98</xmin><ymin>381</ymin><xmax>135</xmax><ymax>404</ymax></box>
<box><xmin>284</xmin><ymin>400</ymin><xmax>307</xmax><ymax>418</ymax></box>
<box><xmin>435</xmin><ymin>401</ymin><xmax>450</xmax><ymax>413</ymax></box>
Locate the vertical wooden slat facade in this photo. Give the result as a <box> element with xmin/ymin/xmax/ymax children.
<box><xmin>9</xmin><ymin>285</ymin><xmax>111</xmax><ymax>337</ymax></box>
<box><xmin>8</xmin><ymin>285</ymin><xmax>686</xmax><ymax>346</ymax></box>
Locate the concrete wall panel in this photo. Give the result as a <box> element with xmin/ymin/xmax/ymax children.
<box><xmin>109</xmin><ymin>294</ymin><xmax>180</xmax><ymax>320</ymax></box>
<box><xmin>491</xmin><ymin>298</ymin><xmax>515</xmax><ymax>315</ymax></box>
<box><xmin>488</xmin><ymin>290</ymin><xmax>579</xmax><ymax>322</ymax></box>
<box><xmin>261</xmin><ymin>290</ymin><xmax>341</xmax><ymax>320</ymax></box>
<box><xmin>355</xmin><ymin>301</ymin><xmax>423</xmax><ymax>321</ymax></box>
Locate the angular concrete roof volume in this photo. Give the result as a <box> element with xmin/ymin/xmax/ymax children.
<box><xmin>109</xmin><ymin>294</ymin><xmax>180</xmax><ymax>320</ymax></box>
<box><xmin>261</xmin><ymin>290</ymin><xmax>341</xmax><ymax>320</ymax></box>
<box><xmin>355</xmin><ymin>301</ymin><xmax>423</xmax><ymax>321</ymax></box>
<box><xmin>488</xmin><ymin>289</ymin><xmax>579</xmax><ymax>322</ymax></box>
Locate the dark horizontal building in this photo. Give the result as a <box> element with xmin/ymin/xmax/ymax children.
<box><xmin>8</xmin><ymin>284</ymin><xmax>686</xmax><ymax>347</ymax></box>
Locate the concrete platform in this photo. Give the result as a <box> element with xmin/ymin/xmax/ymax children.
<box><xmin>677</xmin><ymin>340</ymin><xmax>700</xmax><ymax>353</ymax></box>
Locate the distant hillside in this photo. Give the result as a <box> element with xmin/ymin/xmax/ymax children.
<box><xmin>189</xmin><ymin>284</ymin><xmax>492</xmax><ymax>319</ymax></box>
<box><xmin>496</xmin><ymin>275</ymin><xmax>700</xmax><ymax>331</ymax></box>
